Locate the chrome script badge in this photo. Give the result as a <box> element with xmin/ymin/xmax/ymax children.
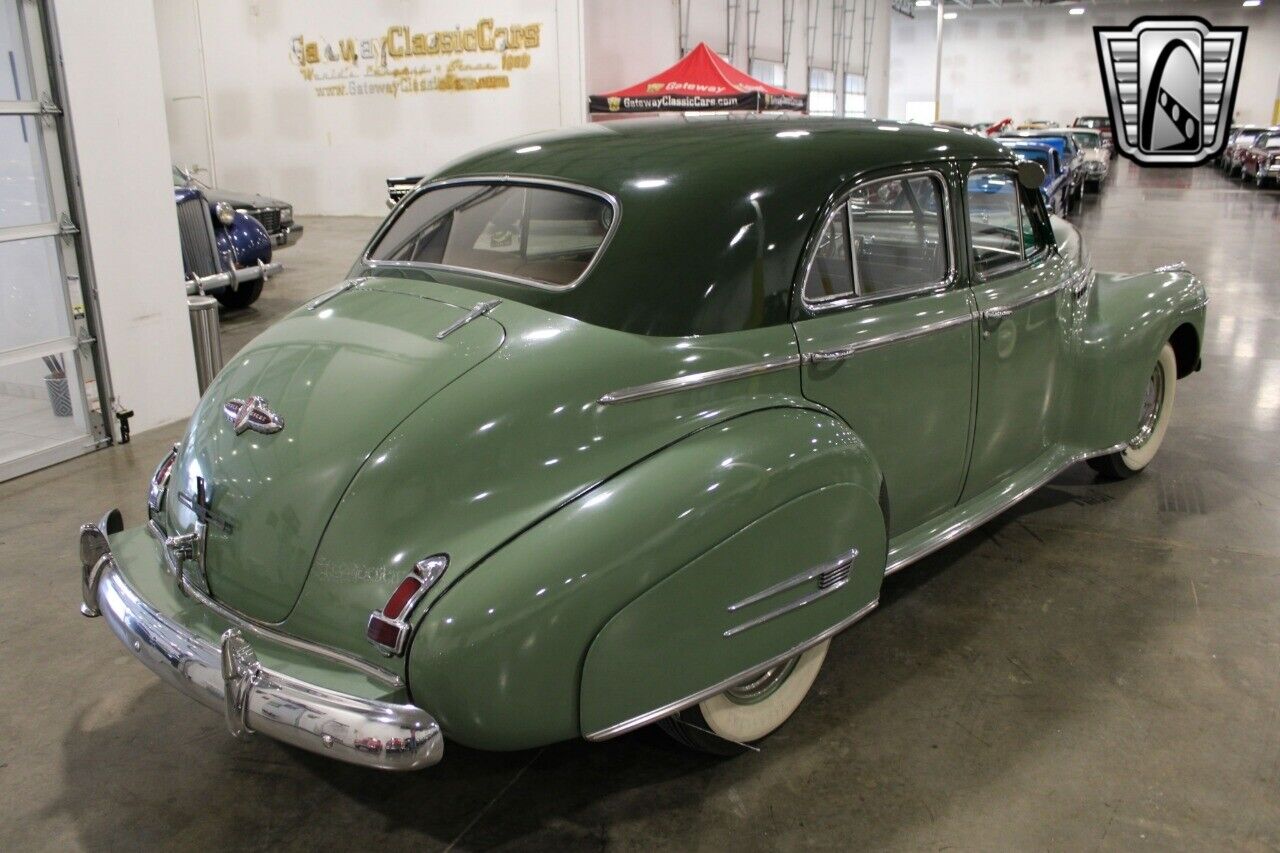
<box><xmin>1094</xmin><ymin>16</ymin><xmax>1246</xmax><ymax>167</ymax></box>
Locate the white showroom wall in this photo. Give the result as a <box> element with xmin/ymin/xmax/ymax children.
<box><xmin>55</xmin><ymin>0</ymin><xmax>199</xmax><ymax>435</ymax></box>
<box><xmin>155</xmin><ymin>0</ymin><xmax>586</xmax><ymax>217</ymax></box>
<box><xmin>888</xmin><ymin>0</ymin><xmax>1280</xmax><ymax>126</ymax></box>
<box><xmin>585</xmin><ymin>0</ymin><xmax>894</xmax><ymax>119</ymax></box>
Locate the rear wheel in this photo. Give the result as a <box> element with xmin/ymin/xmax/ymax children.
<box><xmin>214</xmin><ymin>278</ymin><xmax>263</xmax><ymax>310</ymax></box>
<box><xmin>1089</xmin><ymin>343</ymin><xmax>1177</xmax><ymax>479</ymax></box>
<box><xmin>658</xmin><ymin>640</ymin><xmax>829</xmax><ymax>755</ymax></box>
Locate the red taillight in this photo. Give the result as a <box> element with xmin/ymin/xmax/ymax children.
<box><xmin>382</xmin><ymin>576</ymin><xmax>423</xmax><ymax>620</ymax></box>
<box><xmin>366</xmin><ymin>616</ymin><xmax>404</xmax><ymax>650</ymax></box>
<box><xmin>366</xmin><ymin>554</ymin><xmax>449</xmax><ymax>656</ymax></box>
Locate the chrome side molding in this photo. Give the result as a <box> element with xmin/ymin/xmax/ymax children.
<box><xmin>1154</xmin><ymin>260</ymin><xmax>1189</xmax><ymax>273</ymax></box>
<box><xmin>585</xmin><ymin>597</ymin><xmax>879</xmax><ymax>742</ymax></box>
<box><xmin>436</xmin><ymin>299</ymin><xmax>501</xmax><ymax>340</ymax></box>
<box><xmin>723</xmin><ymin>547</ymin><xmax>859</xmax><ymax>638</ymax></box>
<box><xmin>980</xmin><ymin>282</ymin><xmax>1065</xmax><ymax>324</ymax></box>
<box><xmin>884</xmin><ymin>441</ymin><xmax>1129</xmax><ymax>576</ymax></box>
<box><xmin>598</xmin><ymin>354</ymin><xmax>801</xmax><ymax>405</ymax></box>
<box><xmin>807</xmin><ymin>313</ymin><xmax>971</xmax><ymax>364</ymax></box>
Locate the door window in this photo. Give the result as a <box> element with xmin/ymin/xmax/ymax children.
<box><xmin>966</xmin><ymin>171</ymin><xmax>1024</xmax><ymax>278</ymax></box>
<box><xmin>803</xmin><ymin>171</ymin><xmax>950</xmax><ymax>304</ymax></box>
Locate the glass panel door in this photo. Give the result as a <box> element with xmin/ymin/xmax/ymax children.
<box><xmin>0</xmin><ymin>0</ymin><xmax>108</xmax><ymax>481</ymax></box>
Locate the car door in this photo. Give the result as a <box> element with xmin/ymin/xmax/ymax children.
<box><xmin>960</xmin><ymin>165</ymin><xmax>1068</xmax><ymax>501</ymax></box>
<box><xmin>793</xmin><ymin>167</ymin><xmax>975</xmax><ymax>537</ymax></box>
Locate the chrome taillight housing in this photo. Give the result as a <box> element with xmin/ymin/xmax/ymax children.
<box><xmin>147</xmin><ymin>443</ymin><xmax>180</xmax><ymax>519</ymax></box>
<box><xmin>366</xmin><ymin>554</ymin><xmax>448</xmax><ymax>656</ymax></box>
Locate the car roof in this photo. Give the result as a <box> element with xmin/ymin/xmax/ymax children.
<box><xmin>418</xmin><ymin>117</ymin><xmax>1014</xmax><ymax>336</ymax></box>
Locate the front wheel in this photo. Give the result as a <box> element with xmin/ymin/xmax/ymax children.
<box><xmin>214</xmin><ymin>278</ymin><xmax>264</xmax><ymax>310</ymax></box>
<box><xmin>1089</xmin><ymin>342</ymin><xmax>1177</xmax><ymax>479</ymax></box>
<box><xmin>658</xmin><ymin>640</ymin><xmax>829</xmax><ymax>755</ymax></box>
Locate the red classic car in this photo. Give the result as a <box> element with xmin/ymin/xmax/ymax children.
<box><xmin>1237</xmin><ymin>130</ymin><xmax>1280</xmax><ymax>188</ymax></box>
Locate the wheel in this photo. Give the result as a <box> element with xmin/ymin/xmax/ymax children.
<box><xmin>658</xmin><ymin>640</ymin><xmax>830</xmax><ymax>755</ymax></box>
<box><xmin>1089</xmin><ymin>343</ymin><xmax>1177</xmax><ymax>479</ymax></box>
<box><xmin>213</xmin><ymin>278</ymin><xmax>264</xmax><ymax>310</ymax></box>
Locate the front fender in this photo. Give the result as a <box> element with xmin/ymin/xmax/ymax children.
<box><xmin>407</xmin><ymin>407</ymin><xmax>884</xmax><ymax>750</ymax></box>
<box><xmin>215</xmin><ymin>210</ymin><xmax>272</xmax><ymax>268</ymax></box>
<box><xmin>1066</xmin><ymin>267</ymin><xmax>1205</xmax><ymax>450</ymax></box>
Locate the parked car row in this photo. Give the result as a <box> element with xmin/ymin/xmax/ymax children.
<box><xmin>1217</xmin><ymin>125</ymin><xmax>1280</xmax><ymax>188</ymax></box>
<box><xmin>170</xmin><ymin>166</ymin><xmax>304</xmax><ymax>308</ymax></box>
<box><xmin>992</xmin><ymin>126</ymin><xmax>1111</xmax><ymax>217</ymax></box>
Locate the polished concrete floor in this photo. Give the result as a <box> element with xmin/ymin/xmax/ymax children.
<box><xmin>2</xmin><ymin>160</ymin><xmax>1278</xmax><ymax>850</ymax></box>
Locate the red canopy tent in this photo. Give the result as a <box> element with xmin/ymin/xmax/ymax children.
<box><xmin>589</xmin><ymin>42</ymin><xmax>806</xmax><ymax>115</ymax></box>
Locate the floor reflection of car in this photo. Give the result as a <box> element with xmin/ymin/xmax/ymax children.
<box><xmin>173</xmin><ymin>184</ymin><xmax>280</xmax><ymax>309</ymax></box>
<box><xmin>172</xmin><ymin>166</ymin><xmax>302</xmax><ymax>248</ymax></box>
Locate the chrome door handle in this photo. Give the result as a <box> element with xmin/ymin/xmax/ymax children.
<box><xmin>982</xmin><ymin>305</ymin><xmax>1014</xmax><ymax>323</ymax></box>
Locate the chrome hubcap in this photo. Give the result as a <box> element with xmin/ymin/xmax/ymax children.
<box><xmin>1129</xmin><ymin>361</ymin><xmax>1166</xmax><ymax>449</ymax></box>
<box><xmin>723</xmin><ymin>656</ymin><xmax>799</xmax><ymax>705</ymax></box>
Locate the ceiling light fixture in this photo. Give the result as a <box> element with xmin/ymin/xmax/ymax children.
<box><xmin>944</xmin><ymin>11</ymin><xmax>957</xmax><ymax>19</ymax></box>
<box><xmin>1242</xmin><ymin>0</ymin><xmax>1261</xmax><ymax>7</ymax></box>
<box><xmin>914</xmin><ymin>0</ymin><xmax>932</xmax><ymax>7</ymax></box>
<box><xmin>1068</xmin><ymin>7</ymin><xmax>1085</xmax><ymax>15</ymax></box>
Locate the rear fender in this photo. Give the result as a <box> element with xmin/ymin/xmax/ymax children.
<box><xmin>407</xmin><ymin>407</ymin><xmax>883</xmax><ymax>750</ymax></box>
<box><xmin>579</xmin><ymin>479</ymin><xmax>885</xmax><ymax>739</ymax></box>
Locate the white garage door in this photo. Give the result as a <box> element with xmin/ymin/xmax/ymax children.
<box><xmin>0</xmin><ymin>0</ymin><xmax>109</xmax><ymax>482</ymax></box>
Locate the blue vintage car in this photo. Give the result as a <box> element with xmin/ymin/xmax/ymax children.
<box><xmin>995</xmin><ymin>140</ymin><xmax>1070</xmax><ymax>217</ymax></box>
<box><xmin>173</xmin><ymin>186</ymin><xmax>281</xmax><ymax>309</ymax></box>
<box><xmin>1016</xmin><ymin>131</ymin><xmax>1086</xmax><ymax>207</ymax></box>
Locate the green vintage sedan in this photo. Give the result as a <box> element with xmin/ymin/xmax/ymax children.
<box><xmin>79</xmin><ymin>118</ymin><xmax>1206</xmax><ymax>770</ymax></box>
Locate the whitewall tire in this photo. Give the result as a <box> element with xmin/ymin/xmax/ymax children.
<box><xmin>1089</xmin><ymin>342</ymin><xmax>1178</xmax><ymax>479</ymax></box>
<box><xmin>658</xmin><ymin>640</ymin><xmax>830</xmax><ymax>754</ymax></box>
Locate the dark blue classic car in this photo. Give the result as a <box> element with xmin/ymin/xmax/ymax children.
<box><xmin>1016</xmin><ymin>131</ymin><xmax>1086</xmax><ymax>206</ymax></box>
<box><xmin>173</xmin><ymin>186</ymin><xmax>280</xmax><ymax>309</ymax></box>
<box><xmin>996</xmin><ymin>140</ymin><xmax>1070</xmax><ymax>217</ymax></box>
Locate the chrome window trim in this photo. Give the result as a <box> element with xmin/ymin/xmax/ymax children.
<box><xmin>800</xmin><ymin>166</ymin><xmax>957</xmax><ymax>315</ymax></box>
<box><xmin>360</xmin><ymin>174</ymin><xmax>622</xmax><ymax>293</ymax></box>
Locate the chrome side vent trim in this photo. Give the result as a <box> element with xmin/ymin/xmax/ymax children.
<box><xmin>818</xmin><ymin>562</ymin><xmax>851</xmax><ymax>589</ymax></box>
<box><xmin>723</xmin><ymin>548</ymin><xmax>859</xmax><ymax>638</ymax></box>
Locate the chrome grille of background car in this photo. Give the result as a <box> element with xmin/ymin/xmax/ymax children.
<box><xmin>248</xmin><ymin>207</ymin><xmax>281</xmax><ymax>234</ymax></box>
<box><xmin>176</xmin><ymin>197</ymin><xmax>221</xmax><ymax>279</ymax></box>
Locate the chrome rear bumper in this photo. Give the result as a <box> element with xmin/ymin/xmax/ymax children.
<box><xmin>78</xmin><ymin>511</ymin><xmax>443</xmax><ymax>771</ymax></box>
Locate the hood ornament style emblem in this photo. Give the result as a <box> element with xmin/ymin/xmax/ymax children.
<box><xmin>1094</xmin><ymin>16</ymin><xmax>1247</xmax><ymax>166</ymax></box>
<box><xmin>224</xmin><ymin>395</ymin><xmax>284</xmax><ymax>435</ymax></box>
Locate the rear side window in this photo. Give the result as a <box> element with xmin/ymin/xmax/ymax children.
<box><xmin>368</xmin><ymin>183</ymin><xmax>615</xmax><ymax>288</ymax></box>
<box><xmin>803</xmin><ymin>172</ymin><xmax>949</xmax><ymax>303</ymax></box>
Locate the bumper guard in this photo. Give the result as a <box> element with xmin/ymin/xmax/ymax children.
<box><xmin>78</xmin><ymin>510</ymin><xmax>443</xmax><ymax>771</ymax></box>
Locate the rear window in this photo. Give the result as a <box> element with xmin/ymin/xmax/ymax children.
<box><xmin>368</xmin><ymin>182</ymin><xmax>615</xmax><ymax>288</ymax></box>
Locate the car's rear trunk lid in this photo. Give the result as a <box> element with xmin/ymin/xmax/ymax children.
<box><xmin>163</xmin><ymin>279</ymin><xmax>504</xmax><ymax>623</ymax></box>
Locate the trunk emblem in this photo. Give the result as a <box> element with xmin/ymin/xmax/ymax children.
<box><xmin>224</xmin><ymin>395</ymin><xmax>284</xmax><ymax>435</ymax></box>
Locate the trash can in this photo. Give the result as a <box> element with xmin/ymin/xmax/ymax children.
<box><xmin>188</xmin><ymin>295</ymin><xmax>223</xmax><ymax>394</ymax></box>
